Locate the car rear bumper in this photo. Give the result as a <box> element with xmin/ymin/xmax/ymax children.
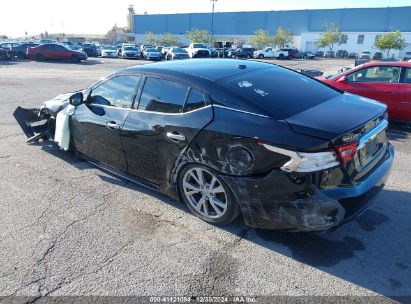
<box><xmin>223</xmin><ymin>144</ymin><xmax>394</xmax><ymax>232</ymax></box>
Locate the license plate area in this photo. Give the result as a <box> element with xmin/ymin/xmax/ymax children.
<box><xmin>357</xmin><ymin>130</ymin><xmax>387</xmax><ymax>168</ymax></box>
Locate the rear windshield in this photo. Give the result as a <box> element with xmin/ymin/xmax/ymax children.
<box><xmin>222</xmin><ymin>67</ymin><xmax>340</xmax><ymax>119</ymax></box>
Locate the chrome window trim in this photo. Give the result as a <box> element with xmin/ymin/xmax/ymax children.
<box><xmin>213</xmin><ymin>105</ymin><xmax>270</xmax><ymax>118</ymax></box>
<box><xmin>88</xmin><ymin>103</ymin><xmax>212</xmax><ymax>115</ymax></box>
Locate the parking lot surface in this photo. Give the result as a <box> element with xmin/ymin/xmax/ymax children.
<box><xmin>0</xmin><ymin>58</ymin><xmax>410</xmax><ymax>300</ymax></box>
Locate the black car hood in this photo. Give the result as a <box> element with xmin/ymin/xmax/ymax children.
<box><xmin>285</xmin><ymin>93</ymin><xmax>387</xmax><ymax>141</ymax></box>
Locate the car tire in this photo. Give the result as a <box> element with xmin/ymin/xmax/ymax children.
<box><xmin>71</xmin><ymin>55</ymin><xmax>80</xmax><ymax>63</ymax></box>
<box><xmin>247</xmin><ymin>54</ymin><xmax>251</xmax><ymax>59</ymax></box>
<box><xmin>231</xmin><ymin>54</ymin><xmax>236</xmax><ymax>59</ymax></box>
<box><xmin>178</xmin><ymin>164</ymin><xmax>240</xmax><ymax>225</ymax></box>
<box><xmin>279</xmin><ymin>54</ymin><xmax>285</xmax><ymax>60</ymax></box>
<box><xmin>35</xmin><ymin>54</ymin><xmax>44</xmax><ymax>61</ymax></box>
<box><xmin>17</xmin><ymin>52</ymin><xmax>25</xmax><ymax>59</ymax></box>
<box><xmin>258</xmin><ymin>54</ymin><xmax>264</xmax><ymax>59</ymax></box>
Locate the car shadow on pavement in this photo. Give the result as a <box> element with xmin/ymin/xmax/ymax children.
<box><xmin>39</xmin><ymin>141</ymin><xmax>411</xmax><ymax>300</ymax></box>
<box><xmin>387</xmin><ymin>124</ymin><xmax>411</xmax><ymax>142</ymax></box>
<box><xmin>29</xmin><ymin>59</ymin><xmax>104</xmax><ymax>65</ymax></box>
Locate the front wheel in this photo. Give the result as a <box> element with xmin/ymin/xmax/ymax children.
<box><xmin>258</xmin><ymin>54</ymin><xmax>264</xmax><ymax>59</ymax></box>
<box><xmin>279</xmin><ymin>54</ymin><xmax>285</xmax><ymax>60</ymax></box>
<box><xmin>178</xmin><ymin>164</ymin><xmax>240</xmax><ymax>225</ymax></box>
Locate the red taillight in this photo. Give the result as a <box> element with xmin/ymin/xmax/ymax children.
<box><xmin>335</xmin><ymin>142</ymin><xmax>358</xmax><ymax>163</ymax></box>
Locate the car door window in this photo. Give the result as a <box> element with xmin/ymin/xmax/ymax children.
<box><xmin>55</xmin><ymin>45</ymin><xmax>66</xmax><ymax>52</ymax></box>
<box><xmin>138</xmin><ymin>78</ymin><xmax>189</xmax><ymax>113</ymax></box>
<box><xmin>184</xmin><ymin>89</ymin><xmax>207</xmax><ymax>112</ymax></box>
<box><xmin>89</xmin><ymin>75</ymin><xmax>140</xmax><ymax>108</ymax></box>
<box><xmin>347</xmin><ymin>66</ymin><xmax>401</xmax><ymax>83</ymax></box>
<box><xmin>402</xmin><ymin>68</ymin><xmax>411</xmax><ymax>84</ymax></box>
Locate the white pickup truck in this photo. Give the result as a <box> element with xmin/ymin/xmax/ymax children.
<box><xmin>253</xmin><ymin>47</ymin><xmax>289</xmax><ymax>59</ymax></box>
<box><xmin>186</xmin><ymin>43</ymin><xmax>211</xmax><ymax>58</ymax></box>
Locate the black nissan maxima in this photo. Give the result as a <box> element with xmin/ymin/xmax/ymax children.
<box><xmin>14</xmin><ymin>59</ymin><xmax>394</xmax><ymax>231</ymax></box>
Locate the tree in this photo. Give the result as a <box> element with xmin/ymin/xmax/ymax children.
<box><xmin>159</xmin><ymin>33</ymin><xmax>179</xmax><ymax>46</ymax></box>
<box><xmin>250</xmin><ymin>29</ymin><xmax>273</xmax><ymax>49</ymax></box>
<box><xmin>273</xmin><ymin>27</ymin><xmax>294</xmax><ymax>48</ymax></box>
<box><xmin>374</xmin><ymin>30</ymin><xmax>407</xmax><ymax>57</ymax></box>
<box><xmin>315</xmin><ymin>23</ymin><xmax>344</xmax><ymax>51</ymax></box>
<box><xmin>145</xmin><ymin>32</ymin><xmax>157</xmax><ymax>45</ymax></box>
<box><xmin>185</xmin><ymin>29</ymin><xmax>212</xmax><ymax>44</ymax></box>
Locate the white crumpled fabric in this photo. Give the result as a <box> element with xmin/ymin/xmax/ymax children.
<box><xmin>54</xmin><ymin>104</ymin><xmax>76</xmax><ymax>151</ymax></box>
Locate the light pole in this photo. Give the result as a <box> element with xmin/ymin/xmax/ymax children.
<box><xmin>210</xmin><ymin>0</ymin><xmax>217</xmax><ymax>47</ymax></box>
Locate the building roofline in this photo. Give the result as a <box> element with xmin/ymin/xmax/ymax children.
<box><xmin>134</xmin><ymin>6</ymin><xmax>411</xmax><ymax>17</ymax></box>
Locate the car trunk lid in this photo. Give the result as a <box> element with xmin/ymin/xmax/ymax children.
<box><xmin>286</xmin><ymin>93</ymin><xmax>389</xmax><ymax>180</ymax></box>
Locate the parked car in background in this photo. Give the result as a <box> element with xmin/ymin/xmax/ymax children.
<box><xmin>81</xmin><ymin>43</ymin><xmax>99</xmax><ymax>57</ymax></box>
<box><xmin>402</xmin><ymin>52</ymin><xmax>411</xmax><ymax>61</ymax></box>
<box><xmin>228</xmin><ymin>47</ymin><xmax>255</xmax><ymax>59</ymax></box>
<box><xmin>186</xmin><ymin>43</ymin><xmax>211</xmax><ymax>58</ymax></box>
<box><xmin>12</xmin><ymin>43</ymin><xmax>39</xmax><ymax>59</ymax></box>
<box><xmin>101</xmin><ymin>45</ymin><xmax>118</xmax><ymax>58</ymax></box>
<box><xmin>324</xmin><ymin>50</ymin><xmax>335</xmax><ymax>58</ymax></box>
<box><xmin>15</xmin><ymin>59</ymin><xmax>394</xmax><ymax>231</ymax></box>
<box><xmin>0</xmin><ymin>48</ymin><xmax>11</xmax><ymax>60</ymax></box>
<box><xmin>39</xmin><ymin>39</ymin><xmax>56</xmax><ymax>44</ymax></box>
<box><xmin>373</xmin><ymin>52</ymin><xmax>383</xmax><ymax>60</ymax></box>
<box><xmin>166</xmin><ymin>47</ymin><xmax>189</xmax><ymax>60</ymax></box>
<box><xmin>27</xmin><ymin>44</ymin><xmax>87</xmax><ymax>62</ymax></box>
<box><xmin>142</xmin><ymin>48</ymin><xmax>162</xmax><ymax>61</ymax></box>
<box><xmin>360</xmin><ymin>50</ymin><xmax>371</xmax><ymax>59</ymax></box>
<box><xmin>215</xmin><ymin>48</ymin><xmax>229</xmax><ymax>58</ymax></box>
<box><xmin>315</xmin><ymin>50</ymin><xmax>324</xmax><ymax>57</ymax></box>
<box><xmin>279</xmin><ymin>48</ymin><xmax>297</xmax><ymax>59</ymax></box>
<box><xmin>317</xmin><ymin>61</ymin><xmax>411</xmax><ymax>122</ymax></box>
<box><xmin>336</xmin><ymin>50</ymin><xmax>348</xmax><ymax>58</ymax></box>
<box><xmin>348</xmin><ymin>52</ymin><xmax>358</xmax><ymax>59</ymax></box>
<box><xmin>0</xmin><ymin>42</ymin><xmax>21</xmax><ymax>57</ymax></box>
<box><xmin>122</xmin><ymin>46</ymin><xmax>140</xmax><ymax>59</ymax></box>
<box><xmin>253</xmin><ymin>47</ymin><xmax>288</xmax><ymax>59</ymax></box>
<box><xmin>303</xmin><ymin>52</ymin><xmax>316</xmax><ymax>59</ymax></box>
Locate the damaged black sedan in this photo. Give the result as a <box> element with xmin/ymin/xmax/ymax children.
<box><xmin>14</xmin><ymin>59</ymin><xmax>394</xmax><ymax>231</ymax></box>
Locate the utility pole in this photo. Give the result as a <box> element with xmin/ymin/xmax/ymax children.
<box><xmin>210</xmin><ymin>0</ymin><xmax>217</xmax><ymax>47</ymax></box>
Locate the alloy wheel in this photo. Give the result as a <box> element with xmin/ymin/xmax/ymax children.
<box><xmin>182</xmin><ymin>168</ymin><xmax>228</xmax><ymax>219</ymax></box>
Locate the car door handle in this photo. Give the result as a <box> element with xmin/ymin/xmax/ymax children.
<box><xmin>166</xmin><ymin>132</ymin><xmax>186</xmax><ymax>141</ymax></box>
<box><xmin>106</xmin><ymin>121</ymin><xmax>120</xmax><ymax>130</ymax></box>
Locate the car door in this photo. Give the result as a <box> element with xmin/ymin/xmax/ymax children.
<box><xmin>121</xmin><ymin>76</ymin><xmax>213</xmax><ymax>187</ymax></box>
<box><xmin>341</xmin><ymin>65</ymin><xmax>401</xmax><ymax>119</ymax></box>
<box><xmin>53</xmin><ymin>45</ymin><xmax>68</xmax><ymax>60</ymax></box>
<box><xmin>397</xmin><ymin>67</ymin><xmax>411</xmax><ymax>122</ymax></box>
<box><xmin>70</xmin><ymin>75</ymin><xmax>141</xmax><ymax>171</ymax></box>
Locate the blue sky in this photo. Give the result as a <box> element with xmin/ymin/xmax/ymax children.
<box><xmin>1</xmin><ymin>0</ymin><xmax>410</xmax><ymax>37</ymax></box>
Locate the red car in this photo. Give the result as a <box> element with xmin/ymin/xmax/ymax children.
<box><xmin>27</xmin><ymin>44</ymin><xmax>88</xmax><ymax>63</ymax></box>
<box><xmin>317</xmin><ymin>61</ymin><xmax>411</xmax><ymax>122</ymax></box>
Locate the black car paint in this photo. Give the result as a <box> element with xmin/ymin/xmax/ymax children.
<box><xmin>16</xmin><ymin>59</ymin><xmax>393</xmax><ymax>231</ymax></box>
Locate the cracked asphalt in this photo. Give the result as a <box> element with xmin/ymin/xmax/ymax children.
<box><xmin>0</xmin><ymin>58</ymin><xmax>410</xmax><ymax>301</ymax></box>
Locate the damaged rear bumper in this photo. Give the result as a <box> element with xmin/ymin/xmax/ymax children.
<box><xmin>223</xmin><ymin>144</ymin><xmax>394</xmax><ymax>232</ymax></box>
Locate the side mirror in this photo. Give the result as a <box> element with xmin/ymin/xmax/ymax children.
<box><xmin>337</xmin><ymin>76</ymin><xmax>347</xmax><ymax>82</ymax></box>
<box><xmin>69</xmin><ymin>92</ymin><xmax>84</xmax><ymax>106</ymax></box>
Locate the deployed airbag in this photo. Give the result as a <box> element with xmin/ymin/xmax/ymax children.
<box><xmin>54</xmin><ymin>104</ymin><xmax>76</xmax><ymax>151</ymax></box>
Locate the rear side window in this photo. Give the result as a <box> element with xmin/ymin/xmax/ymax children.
<box><xmin>403</xmin><ymin>68</ymin><xmax>411</xmax><ymax>84</ymax></box>
<box><xmin>184</xmin><ymin>89</ymin><xmax>206</xmax><ymax>112</ymax></box>
<box><xmin>138</xmin><ymin>78</ymin><xmax>189</xmax><ymax>113</ymax></box>
<box><xmin>222</xmin><ymin>67</ymin><xmax>340</xmax><ymax>119</ymax></box>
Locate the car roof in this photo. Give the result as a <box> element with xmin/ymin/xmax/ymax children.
<box><xmin>358</xmin><ymin>61</ymin><xmax>411</xmax><ymax>68</ymax></box>
<box><xmin>122</xmin><ymin>59</ymin><xmax>275</xmax><ymax>81</ymax></box>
